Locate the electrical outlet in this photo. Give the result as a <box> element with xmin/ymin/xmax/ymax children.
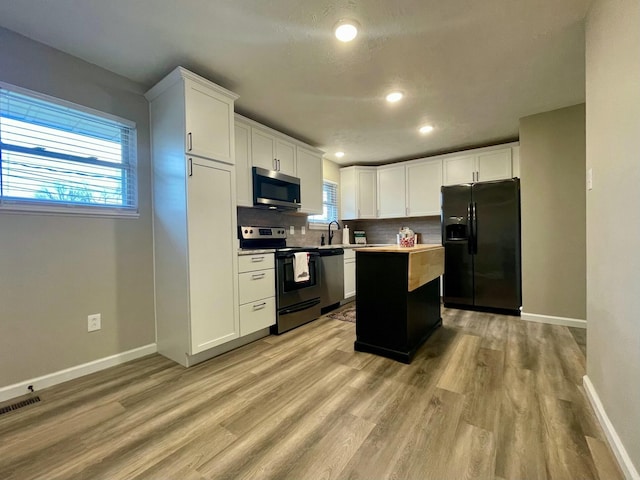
<box><xmin>88</xmin><ymin>313</ymin><xmax>101</xmax><ymax>332</ymax></box>
<box><xmin>289</xmin><ymin>225</ymin><xmax>295</xmax><ymax>235</ymax></box>
<box><xmin>301</xmin><ymin>226</ymin><xmax>306</xmax><ymax>235</ymax></box>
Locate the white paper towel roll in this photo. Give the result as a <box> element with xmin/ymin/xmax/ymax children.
<box><xmin>342</xmin><ymin>225</ymin><xmax>350</xmax><ymax>244</ymax></box>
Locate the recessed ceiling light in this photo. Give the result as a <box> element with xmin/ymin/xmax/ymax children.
<box><xmin>334</xmin><ymin>20</ymin><xmax>359</xmax><ymax>42</ymax></box>
<box><xmin>335</xmin><ymin>151</ymin><xmax>345</xmax><ymax>158</ymax></box>
<box><xmin>419</xmin><ymin>125</ymin><xmax>434</xmax><ymax>134</ymax></box>
<box><xmin>386</xmin><ymin>91</ymin><xmax>404</xmax><ymax>103</ymax></box>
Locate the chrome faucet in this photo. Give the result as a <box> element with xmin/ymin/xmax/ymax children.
<box><xmin>327</xmin><ymin>220</ymin><xmax>341</xmax><ymax>245</ymax></box>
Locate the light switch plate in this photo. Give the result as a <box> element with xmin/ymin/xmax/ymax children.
<box><xmin>587</xmin><ymin>168</ymin><xmax>593</xmax><ymax>191</ymax></box>
<box><xmin>301</xmin><ymin>226</ymin><xmax>306</xmax><ymax>235</ymax></box>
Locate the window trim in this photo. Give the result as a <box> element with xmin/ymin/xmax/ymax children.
<box><xmin>0</xmin><ymin>81</ymin><xmax>139</xmax><ymax>218</ymax></box>
<box><xmin>308</xmin><ymin>179</ymin><xmax>339</xmax><ymax>229</ymax></box>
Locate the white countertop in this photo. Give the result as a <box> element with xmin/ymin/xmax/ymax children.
<box><xmin>237</xmin><ymin>244</ymin><xmax>395</xmax><ymax>255</ymax></box>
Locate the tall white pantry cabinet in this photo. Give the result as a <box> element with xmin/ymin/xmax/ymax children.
<box><xmin>146</xmin><ymin>67</ymin><xmax>240</xmax><ymax>367</ymax></box>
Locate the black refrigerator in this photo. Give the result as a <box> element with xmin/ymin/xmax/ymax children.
<box><xmin>441</xmin><ymin>178</ymin><xmax>521</xmax><ymax>314</ymax></box>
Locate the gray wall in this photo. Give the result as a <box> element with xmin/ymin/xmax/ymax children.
<box><xmin>0</xmin><ymin>28</ymin><xmax>155</xmax><ymax>388</ymax></box>
<box><xmin>519</xmin><ymin>104</ymin><xmax>586</xmax><ymax>320</ymax></box>
<box><xmin>586</xmin><ymin>0</ymin><xmax>640</xmax><ymax>472</ymax></box>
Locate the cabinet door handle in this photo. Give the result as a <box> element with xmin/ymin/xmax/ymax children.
<box><xmin>273</xmin><ymin>158</ymin><xmax>277</xmax><ymax>170</ymax></box>
<box><xmin>187</xmin><ymin>132</ymin><xmax>193</xmax><ymax>152</ymax></box>
<box><xmin>406</xmin><ymin>207</ymin><xmax>409</xmax><ymax>216</ymax></box>
<box><xmin>188</xmin><ymin>158</ymin><xmax>193</xmax><ymax>177</ymax></box>
<box><xmin>252</xmin><ymin>302</ymin><xmax>267</xmax><ymax>310</ymax></box>
<box><xmin>251</xmin><ymin>273</ymin><xmax>266</xmax><ymax>280</ymax></box>
<box><xmin>277</xmin><ymin>158</ymin><xmax>281</xmax><ymax>171</ymax></box>
<box><xmin>251</xmin><ymin>256</ymin><xmax>265</xmax><ymax>262</ymax></box>
<box><xmin>358</xmin><ymin>209</ymin><xmax>360</xmax><ymax>218</ymax></box>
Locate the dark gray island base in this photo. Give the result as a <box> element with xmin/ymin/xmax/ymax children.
<box><xmin>354</xmin><ymin>245</ymin><xmax>445</xmax><ymax>364</ymax></box>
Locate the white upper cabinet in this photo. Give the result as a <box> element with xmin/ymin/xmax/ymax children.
<box><xmin>377</xmin><ymin>164</ymin><xmax>406</xmax><ymax>218</ymax></box>
<box><xmin>476</xmin><ymin>149</ymin><xmax>512</xmax><ymax>182</ymax></box>
<box><xmin>234</xmin><ymin>121</ymin><xmax>252</xmax><ymax>207</ymax></box>
<box><xmin>251</xmin><ymin>127</ymin><xmax>276</xmax><ymax>171</ymax></box>
<box><xmin>275</xmin><ymin>139</ymin><xmax>296</xmax><ymax>176</ymax></box>
<box><xmin>443</xmin><ymin>146</ymin><xmax>513</xmax><ymax>185</ymax></box>
<box><xmin>358</xmin><ymin>169</ymin><xmax>377</xmax><ymax>218</ymax></box>
<box><xmin>340</xmin><ymin>142</ymin><xmax>517</xmax><ymax>221</ymax></box>
<box><xmin>251</xmin><ymin>126</ymin><xmax>296</xmax><ymax>176</ymax></box>
<box><xmin>340</xmin><ymin>166</ymin><xmax>377</xmax><ymax>219</ymax></box>
<box><xmin>145</xmin><ymin>67</ymin><xmax>238</xmax><ymax>165</ymax></box>
<box><xmin>443</xmin><ymin>154</ymin><xmax>475</xmax><ymax>185</ymax></box>
<box><xmin>406</xmin><ymin>157</ymin><xmax>443</xmax><ymax>217</ymax></box>
<box><xmin>296</xmin><ymin>146</ymin><xmax>323</xmax><ymax>215</ymax></box>
<box><xmin>235</xmin><ymin>115</ymin><xmax>323</xmax><ymax>210</ymax></box>
<box><xmin>511</xmin><ymin>145</ymin><xmax>520</xmax><ymax>178</ymax></box>
<box><xmin>184</xmin><ymin>78</ymin><xmax>236</xmax><ymax>163</ymax></box>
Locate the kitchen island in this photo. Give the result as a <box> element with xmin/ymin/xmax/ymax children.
<box><xmin>354</xmin><ymin>244</ymin><xmax>444</xmax><ymax>363</ymax></box>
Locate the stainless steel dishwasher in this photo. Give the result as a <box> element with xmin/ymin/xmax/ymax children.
<box><xmin>319</xmin><ymin>247</ymin><xmax>344</xmax><ymax>310</ymax></box>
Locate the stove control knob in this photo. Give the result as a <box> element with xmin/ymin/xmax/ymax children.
<box><xmin>244</xmin><ymin>229</ymin><xmax>248</xmax><ymax>234</ymax></box>
<box><xmin>249</xmin><ymin>229</ymin><xmax>253</xmax><ymax>234</ymax></box>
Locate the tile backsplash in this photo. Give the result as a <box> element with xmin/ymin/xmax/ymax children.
<box><xmin>237</xmin><ymin>207</ymin><xmax>325</xmax><ymax>246</ymax></box>
<box><xmin>349</xmin><ymin>216</ymin><xmax>442</xmax><ymax>245</ymax></box>
<box><xmin>237</xmin><ymin>207</ymin><xmax>442</xmax><ymax>246</ymax></box>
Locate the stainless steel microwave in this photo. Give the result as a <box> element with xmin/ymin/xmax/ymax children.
<box><xmin>252</xmin><ymin>167</ymin><xmax>301</xmax><ymax>210</ymax></box>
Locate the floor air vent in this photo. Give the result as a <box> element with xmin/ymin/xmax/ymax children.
<box><xmin>0</xmin><ymin>396</ymin><xmax>41</xmax><ymax>415</ymax></box>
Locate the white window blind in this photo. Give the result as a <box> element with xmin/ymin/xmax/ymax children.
<box><xmin>309</xmin><ymin>180</ymin><xmax>338</xmax><ymax>224</ymax></box>
<box><xmin>0</xmin><ymin>85</ymin><xmax>137</xmax><ymax>216</ymax></box>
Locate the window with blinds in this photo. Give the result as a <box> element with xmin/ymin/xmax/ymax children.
<box><xmin>0</xmin><ymin>84</ymin><xmax>137</xmax><ymax>216</ymax></box>
<box><xmin>308</xmin><ymin>180</ymin><xmax>338</xmax><ymax>225</ymax></box>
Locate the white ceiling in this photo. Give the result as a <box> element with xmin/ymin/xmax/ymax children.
<box><xmin>0</xmin><ymin>0</ymin><xmax>589</xmax><ymax>165</ymax></box>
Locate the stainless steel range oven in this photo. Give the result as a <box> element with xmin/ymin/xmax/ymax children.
<box><xmin>274</xmin><ymin>249</ymin><xmax>321</xmax><ymax>334</ymax></box>
<box><xmin>238</xmin><ymin>226</ymin><xmax>322</xmax><ymax>334</ymax></box>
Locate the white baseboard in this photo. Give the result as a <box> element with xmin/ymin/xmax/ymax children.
<box><xmin>583</xmin><ymin>375</ymin><xmax>640</xmax><ymax>480</ymax></box>
<box><xmin>521</xmin><ymin>311</ymin><xmax>587</xmax><ymax>328</ymax></box>
<box><xmin>0</xmin><ymin>343</ymin><xmax>157</xmax><ymax>403</ymax></box>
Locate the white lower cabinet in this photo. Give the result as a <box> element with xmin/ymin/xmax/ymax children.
<box><xmin>187</xmin><ymin>160</ymin><xmax>240</xmax><ymax>354</ymax></box>
<box><xmin>344</xmin><ymin>248</ymin><xmax>356</xmax><ymax>299</ymax></box>
<box><xmin>238</xmin><ymin>253</ymin><xmax>275</xmax><ymax>336</ymax></box>
<box><xmin>239</xmin><ymin>298</ymin><xmax>276</xmax><ymax>336</ymax></box>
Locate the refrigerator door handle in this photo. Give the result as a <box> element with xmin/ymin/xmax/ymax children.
<box><xmin>472</xmin><ymin>202</ymin><xmax>478</xmax><ymax>254</ymax></box>
<box><xmin>467</xmin><ymin>202</ymin><xmax>474</xmax><ymax>255</ymax></box>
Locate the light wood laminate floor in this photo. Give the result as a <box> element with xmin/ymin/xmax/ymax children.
<box><xmin>0</xmin><ymin>307</ymin><xmax>623</xmax><ymax>480</ymax></box>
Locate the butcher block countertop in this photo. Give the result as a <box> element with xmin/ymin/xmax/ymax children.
<box><xmin>355</xmin><ymin>244</ymin><xmax>442</xmax><ymax>253</ymax></box>
<box><xmin>356</xmin><ymin>244</ymin><xmax>444</xmax><ymax>292</ymax></box>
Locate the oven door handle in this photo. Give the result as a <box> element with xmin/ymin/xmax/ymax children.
<box><xmin>279</xmin><ymin>298</ymin><xmax>321</xmax><ymax>315</ymax></box>
<box><xmin>280</xmin><ymin>251</ymin><xmax>320</xmax><ymax>259</ymax></box>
